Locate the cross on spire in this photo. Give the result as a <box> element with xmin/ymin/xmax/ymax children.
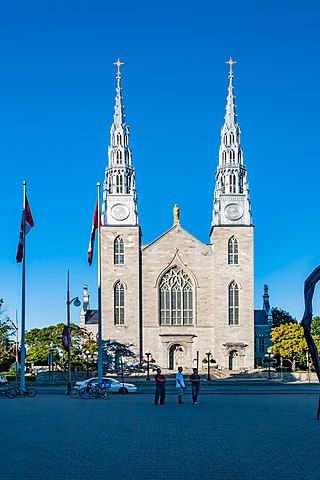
<box><xmin>226</xmin><ymin>57</ymin><xmax>236</xmax><ymax>75</ymax></box>
<box><xmin>114</xmin><ymin>58</ymin><xmax>124</xmax><ymax>77</ymax></box>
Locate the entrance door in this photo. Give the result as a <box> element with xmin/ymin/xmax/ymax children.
<box><xmin>169</xmin><ymin>344</ymin><xmax>184</xmax><ymax>370</ymax></box>
<box><xmin>229</xmin><ymin>350</ymin><xmax>239</xmax><ymax>370</ymax></box>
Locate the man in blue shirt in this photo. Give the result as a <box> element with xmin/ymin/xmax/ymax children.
<box><xmin>175</xmin><ymin>366</ymin><xmax>185</xmax><ymax>404</ymax></box>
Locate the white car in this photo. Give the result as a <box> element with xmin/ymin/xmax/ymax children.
<box><xmin>75</xmin><ymin>377</ymin><xmax>137</xmax><ymax>394</ymax></box>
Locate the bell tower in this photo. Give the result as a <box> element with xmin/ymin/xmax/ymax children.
<box><xmin>100</xmin><ymin>59</ymin><xmax>141</xmax><ymax>360</ymax></box>
<box><xmin>101</xmin><ymin>59</ymin><xmax>139</xmax><ymax>226</ymax></box>
<box><xmin>210</xmin><ymin>58</ymin><xmax>254</xmax><ymax>370</ymax></box>
<box><xmin>211</xmin><ymin>57</ymin><xmax>252</xmax><ymax>229</ymax></box>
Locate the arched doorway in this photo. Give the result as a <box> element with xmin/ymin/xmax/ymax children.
<box><xmin>229</xmin><ymin>350</ymin><xmax>239</xmax><ymax>370</ymax></box>
<box><xmin>169</xmin><ymin>344</ymin><xmax>184</xmax><ymax>370</ymax></box>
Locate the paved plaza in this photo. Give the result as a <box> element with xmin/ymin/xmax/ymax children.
<box><xmin>2</xmin><ymin>392</ymin><xmax>320</xmax><ymax>480</ymax></box>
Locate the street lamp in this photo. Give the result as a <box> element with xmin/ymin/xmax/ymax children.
<box><xmin>206</xmin><ymin>351</ymin><xmax>212</xmax><ymax>381</ymax></box>
<box><xmin>84</xmin><ymin>350</ymin><xmax>90</xmax><ymax>379</ymax></box>
<box><xmin>145</xmin><ymin>351</ymin><xmax>151</xmax><ymax>381</ymax></box>
<box><xmin>66</xmin><ymin>270</ymin><xmax>81</xmax><ymax>394</ymax></box>
<box><xmin>265</xmin><ymin>349</ymin><xmax>273</xmax><ymax>380</ymax></box>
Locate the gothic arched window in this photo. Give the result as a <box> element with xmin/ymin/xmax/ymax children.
<box><xmin>228</xmin><ymin>236</ymin><xmax>239</xmax><ymax>265</ymax></box>
<box><xmin>159</xmin><ymin>267</ymin><xmax>193</xmax><ymax>326</ymax></box>
<box><xmin>114</xmin><ymin>236</ymin><xmax>125</xmax><ymax>264</ymax></box>
<box><xmin>230</xmin><ymin>133</ymin><xmax>235</xmax><ymax>143</ymax></box>
<box><xmin>230</xmin><ymin>174</ymin><xmax>236</xmax><ymax>193</ymax></box>
<box><xmin>117</xmin><ymin>133</ymin><xmax>122</xmax><ymax>146</ymax></box>
<box><xmin>229</xmin><ymin>281</ymin><xmax>239</xmax><ymax>325</ymax></box>
<box><xmin>258</xmin><ymin>332</ymin><xmax>265</xmax><ymax>353</ymax></box>
<box><xmin>114</xmin><ymin>281</ymin><xmax>125</xmax><ymax>325</ymax></box>
<box><xmin>116</xmin><ymin>174</ymin><xmax>123</xmax><ymax>193</ymax></box>
<box><xmin>222</xmin><ymin>151</ymin><xmax>227</xmax><ymax>163</ymax></box>
<box><xmin>230</xmin><ymin>150</ymin><xmax>235</xmax><ymax>161</ymax></box>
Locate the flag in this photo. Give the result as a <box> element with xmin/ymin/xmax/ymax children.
<box><xmin>62</xmin><ymin>326</ymin><xmax>68</xmax><ymax>351</ymax></box>
<box><xmin>88</xmin><ymin>200</ymin><xmax>98</xmax><ymax>266</ymax></box>
<box><xmin>16</xmin><ymin>195</ymin><xmax>34</xmax><ymax>263</ymax></box>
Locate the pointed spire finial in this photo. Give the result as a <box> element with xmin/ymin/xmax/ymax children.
<box><xmin>226</xmin><ymin>57</ymin><xmax>236</xmax><ymax>76</ymax></box>
<box><xmin>114</xmin><ymin>58</ymin><xmax>124</xmax><ymax>78</ymax></box>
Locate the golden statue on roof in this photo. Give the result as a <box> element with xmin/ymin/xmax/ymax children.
<box><xmin>173</xmin><ymin>204</ymin><xmax>180</xmax><ymax>224</ymax></box>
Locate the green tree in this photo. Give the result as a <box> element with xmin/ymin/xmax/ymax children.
<box><xmin>270</xmin><ymin>323</ymin><xmax>307</xmax><ymax>371</ymax></box>
<box><xmin>25</xmin><ymin>324</ymin><xmax>96</xmax><ymax>371</ymax></box>
<box><xmin>0</xmin><ymin>299</ymin><xmax>15</xmax><ymax>372</ymax></box>
<box><xmin>272</xmin><ymin>307</ymin><xmax>296</xmax><ymax>328</ymax></box>
<box><xmin>311</xmin><ymin>317</ymin><xmax>320</xmax><ymax>337</ymax></box>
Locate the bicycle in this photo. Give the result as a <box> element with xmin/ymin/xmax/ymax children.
<box><xmin>80</xmin><ymin>382</ymin><xmax>112</xmax><ymax>400</ymax></box>
<box><xmin>11</xmin><ymin>385</ymin><xmax>37</xmax><ymax>397</ymax></box>
<box><xmin>1</xmin><ymin>386</ymin><xmax>18</xmax><ymax>399</ymax></box>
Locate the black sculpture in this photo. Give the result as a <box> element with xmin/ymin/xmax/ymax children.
<box><xmin>301</xmin><ymin>265</ymin><xmax>320</xmax><ymax>418</ymax></box>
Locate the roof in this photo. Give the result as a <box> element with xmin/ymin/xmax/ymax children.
<box><xmin>254</xmin><ymin>310</ymin><xmax>268</xmax><ymax>326</ymax></box>
<box><xmin>85</xmin><ymin>310</ymin><xmax>98</xmax><ymax>325</ymax></box>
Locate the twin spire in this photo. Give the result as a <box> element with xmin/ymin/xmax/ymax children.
<box><xmin>102</xmin><ymin>57</ymin><xmax>251</xmax><ymax>229</ymax></box>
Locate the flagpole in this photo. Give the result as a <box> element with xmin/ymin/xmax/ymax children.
<box><xmin>97</xmin><ymin>182</ymin><xmax>102</xmax><ymax>383</ymax></box>
<box><xmin>20</xmin><ymin>180</ymin><xmax>27</xmax><ymax>390</ymax></box>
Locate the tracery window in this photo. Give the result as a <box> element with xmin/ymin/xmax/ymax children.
<box><xmin>114</xmin><ymin>236</ymin><xmax>125</xmax><ymax>264</ymax></box>
<box><xmin>114</xmin><ymin>281</ymin><xmax>125</xmax><ymax>325</ymax></box>
<box><xmin>228</xmin><ymin>236</ymin><xmax>239</xmax><ymax>265</ymax></box>
<box><xmin>159</xmin><ymin>267</ymin><xmax>193</xmax><ymax>326</ymax></box>
<box><xmin>229</xmin><ymin>281</ymin><xmax>239</xmax><ymax>325</ymax></box>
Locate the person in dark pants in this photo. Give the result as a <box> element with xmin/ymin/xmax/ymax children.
<box><xmin>154</xmin><ymin>368</ymin><xmax>166</xmax><ymax>405</ymax></box>
<box><xmin>189</xmin><ymin>368</ymin><xmax>201</xmax><ymax>404</ymax></box>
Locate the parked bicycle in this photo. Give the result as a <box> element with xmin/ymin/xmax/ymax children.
<box><xmin>1</xmin><ymin>386</ymin><xmax>18</xmax><ymax>398</ymax></box>
<box><xmin>70</xmin><ymin>381</ymin><xmax>112</xmax><ymax>400</ymax></box>
<box><xmin>10</xmin><ymin>385</ymin><xmax>37</xmax><ymax>397</ymax></box>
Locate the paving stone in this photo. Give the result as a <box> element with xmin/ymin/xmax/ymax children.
<box><xmin>1</xmin><ymin>393</ymin><xmax>320</xmax><ymax>479</ymax></box>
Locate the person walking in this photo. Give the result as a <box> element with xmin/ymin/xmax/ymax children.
<box><xmin>154</xmin><ymin>368</ymin><xmax>166</xmax><ymax>405</ymax></box>
<box><xmin>176</xmin><ymin>366</ymin><xmax>185</xmax><ymax>404</ymax></box>
<box><xmin>189</xmin><ymin>368</ymin><xmax>201</xmax><ymax>404</ymax></box>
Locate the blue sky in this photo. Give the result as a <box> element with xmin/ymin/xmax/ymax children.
<box><xmin>0</xmin><ymin>0</ymin><xmax>319</xmax><ymax>331</ymax></box>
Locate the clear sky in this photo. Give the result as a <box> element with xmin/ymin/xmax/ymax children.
<box><xmin>0</xmin><ymin>0</ymin><xmax>319</xmax><ymax>331</ymax></box>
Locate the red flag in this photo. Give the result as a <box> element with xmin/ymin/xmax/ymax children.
<box><xmin>88</xmin><ymin>200</ymin><xmax>98</xmax><ymax>266</ymax></box>
<box><xmin>16</xmin><ymin>195</ymin><xmax>34</xmax><ymax>263</ymax></box>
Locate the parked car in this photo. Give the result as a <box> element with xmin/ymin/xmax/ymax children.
<box><xmin>0</xmin><ymin>374</ymin><xmax>8</xmax><ymax>385</ymax></box>
<box><xmin>75</xmin><ymin>377</ymin><xmax>137</xmax><ymax>394</ymax></box>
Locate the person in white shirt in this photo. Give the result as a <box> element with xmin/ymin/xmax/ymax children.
<box><xmin>175</xmin><ymin>366</ymin><xmax>185</xmax><ymax>404</ymax></box>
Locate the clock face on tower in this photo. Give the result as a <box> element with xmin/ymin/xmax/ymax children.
<box><xmin>224</xmin><ymin>203</ymin><xmax>243</xmax><ymax>221</ymax></box>
<box><xmin>111</xmin><ymin>204</ymin><xmax>130</xmax><ymax>221</ymax></box>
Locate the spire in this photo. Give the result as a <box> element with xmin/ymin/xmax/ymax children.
<box><xmin>113</xmin><ymin>59</ymin><xmax>125</xmax><ymax>127</ymax></box>
<box><xmin>224</xmin><ymin>57</ymin><xmax>237</xmax><ymax>127</ymax></box>
<box><xmin>101</xmin><ymin>59</ymin><xmax>139</xmax><ymax>226</ymax></box>
<box><xmin>211</xmin><ymin>58</ymin><xmax>252</xmax><ymax>229</ymax></box>
<box><xmin>262</xmin><ymin>285</ymin><xmax>271</xmax><ymax>314</ymax></box>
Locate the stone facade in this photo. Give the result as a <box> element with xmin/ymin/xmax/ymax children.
<box><xmin>80</xmin><ymin>59</ymin><xmax>267</xmax><ymax>372</ymax></box>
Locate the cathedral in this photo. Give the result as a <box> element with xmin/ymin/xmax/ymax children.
<box><xmin>80</xmin><ymin>59</ymin><xmax>272</xmax><ymax>371</ymax></box>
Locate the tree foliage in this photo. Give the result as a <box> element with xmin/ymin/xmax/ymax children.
<box><xmin>25</xmin><ymin>324</ymin><xmax>98</xmax><ymax>371</ymax></box>
<box><xmin>0</xmin><ymin>299</ymin><xmax>15</xmax><ymax>372</ymax></box>
<box><xmin>270</xmin><ymin>323</ymin><xmax>307</xmax><ymax>371</ymax></box>
<box><xmin>272</xmin><ymin>307</ymin><xmax>296</xmax><ymax>328</ymax></box>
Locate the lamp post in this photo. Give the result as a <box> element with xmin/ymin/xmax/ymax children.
<box><xmin>145</xmin><ymin>351</ymin><xmax>151</xmax><ymax>381</ymax></box>
<box><xmin>266</xmin><ymin>349</ymin><xmax>273</xmax><ymax>380</ymax></box>
<box><xmin>66</xmin><ymin>270</ymin><xmax>81</xmax><ymax>394</ymax></box>
<box><xmin>206</xmin><ymin>351</ymin><xmax>212</xmax><ymax>381</ymax></box>
<box><xmin>85</xmin><ymin>350</ymin><xmax>90</xmax><ymax>379</ymax></box>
